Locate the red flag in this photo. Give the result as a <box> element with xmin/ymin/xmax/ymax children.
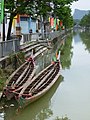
<box><xmin>50</xmin><ymin>18</ymin><xmax>54</xmax><ymax>27</ymax></box>
<box><xmin>60</xmin><ymin>21</ymin><xmax>63</xmax><ymax>26</ymax></box>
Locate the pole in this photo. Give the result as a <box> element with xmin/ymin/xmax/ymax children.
<box><xmin>3</xmin><ymin>0</ymin><xmax>5</xmax><ymax>41</ymax></box>
<box><xmin>0</xmin><ymin>0</ymin><xmax>5</xmax><ymax>41</ymax></box>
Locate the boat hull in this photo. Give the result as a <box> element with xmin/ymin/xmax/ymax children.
<box><xmin>3</xmin><ymin>61</ymin><xmax>36</xmax><ymax>100</ymax></box>
<box><xmin>17</xmin><ymin>70</ymin><xmax>60</xmax><ymax>108</ymax></box>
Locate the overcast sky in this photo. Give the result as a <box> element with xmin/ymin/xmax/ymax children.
<box><xmin>70</xmin><ymin>0</ymin><xmax>90</xmax><ymax>14</ymax></box>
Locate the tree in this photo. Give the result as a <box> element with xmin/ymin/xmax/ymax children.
<box><xmin>80</xmin><ymin>12</ymin><xmax>90</xmax><ymax>28</ymax></box>
<box><xmin>54</xmin><ymin>5</ymin><xmax>73</xmax><ymax>28</ymax></box>
<box><xmin>5</xmin><ymin>0</ymin><xmax>78</xmax><ymax>40</ymax></box>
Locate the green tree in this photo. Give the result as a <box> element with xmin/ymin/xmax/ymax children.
<box><xmin>80</xmin><ymin>31</ymin><xmax>90</xmax><ymax>52</ymax></box>
<box><xmin>80</xmin><ymin>12</ymin><xmax>90</xmax><ymax>28</ymax></box>
<box><xmin>5</xmin><ymin>0</ymin><xmax>78</xmax><ymax>40</ymax></box>
<box><xmin>55</xmin><ymin>6</ymin><xmax>73</xmax><ymax>28</ymax></box>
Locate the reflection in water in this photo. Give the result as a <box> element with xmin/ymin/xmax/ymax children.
<box><xmin>59</xmin><ymin>31</ymin><xmax>90</xmax><ymax>120</ymax></box>
<box><xmin>0</xmin><ymin>98</ymin><xmax>18</xmax><ymax>120</ymax></box>
<box><xmin>1</xmin><ymin>76</ymin><xmax>63</xmax><ymax>120</ymax></box>
<box><xmin>79</xmin><ymin>31</ymin><xmax>90</xmax><ymax>52</ymax></box>
<box><xmin>60</xmin><ymin>36</ymin><xmax>73</xmax><ymax>69</ymax></box>
<box><xmin>73</xmin><ymin>31</ymin><xmax>81</xmax><ymax>43</ymax></box>
<box><xmin>0</xmin><ymin>112</ymin><xmax>4</xmax><ymax>120</ymax></box>
<box><xmin>36</xmin><ymin>35</ymin><xmax>73</xmax><ymax>71</ymax></box>
<box><xmin>0</xmin><ymin>35</ymin><xmax>73</xmax><ymax>120</ymax></box>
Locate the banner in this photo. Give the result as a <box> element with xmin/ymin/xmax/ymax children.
<box><xmin>57</xmin><ymin>19</ymin><xmax>60</xmax><ymax>25</ymax></box>
<box><xmin>49</xmin><ymin>17</ymin><xmax>50</xmax><ymax>22</ymax></box>
<box><xmin>0</xmin><ymin>0</ymin><xmax>4</xmax><ymax>23</ymax></box>
<box><xmin>12</xmin><ymin>16</ymin><xmax>17</xmax><ymax>28</ymax></box>
<box><xmin>50</xmin><ymin>17</ymin><xmax>54</xmax><ymax>28</ymax></box>
<box><xmin>56</xmin><ymin>24</ymin><xmax>58</xmax><ymax>30</ymax></box>
<box><xmin>60</xmin><ymin>20</ymin><xmax>63</xmax><ymax>26</ymax></box>
<box><xmin>54</xmin><ymin>18</ymin><xmax>56</xmax><ymax>29</ymax></box>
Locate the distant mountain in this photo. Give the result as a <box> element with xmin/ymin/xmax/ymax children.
<box><xmin>73</xmin><ymin>9</ymin><xmax>89</xmax><ymax>20</ymax></box>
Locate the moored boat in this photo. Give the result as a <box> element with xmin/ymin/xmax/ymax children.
<box><xmin>3</xmin><ymin>56</ymin><xmax>36</xmax><ymax>100</ymax></box>
<box><xmin>14</xmin><ymin>61</ymin><xmax>60</xmax><ymax>108</ymax></box>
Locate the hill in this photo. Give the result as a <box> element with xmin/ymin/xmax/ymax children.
<box><xmin>73</xmin><ymin>9</ymin><xmax>89</xmax><ymax>20</ymax></box>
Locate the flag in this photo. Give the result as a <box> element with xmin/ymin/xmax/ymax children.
<box><xmin>12</xmin><ymin>19</ymin><xmax>16</xmax><ymax>28</ymax></box>
<box><xmin>12</xmin><ymin>16</ymin><xmax>17</xmax><ymax>28</ymax></box>
<box><xmin>54</xmin><ymin>18</ymin><xmax>56</xmax><ymax>29</ymax></box>
<box><xmin>0</xmin><ymin>0</ymin><xmax>4</xmax><ymax>23</ymax></box>
<box><xmin>56</xmin><ymin>51</ymin><xmax>58</xmax><ymax>58</ymax></box>
<box><xmin>57</xmin><ymin>51</ymin><xmax>61</xmax><ymax>60</ymax></box>
<box><xmin>60</xmin><ymin>21</ymin><xmax>63</xmax><ymax>26</ymax></box>
<box><xmin>52</xmin><ymin>56</ymin><xmax>57</xmax><ymax>62</ymax></box>
<box><xmin>50</xmin><ymin>17</ymin><xmax>54</xmax><ymax>28</ymax></box>
<box><xmin>49</xmin><ymin>17</ymin><xmax>50</xmax><ymax>22</ymax></box>
<box><xmin>57</xmin><ymin>19</ymin><xmax>60</xmax><ymax>25</ymax></box>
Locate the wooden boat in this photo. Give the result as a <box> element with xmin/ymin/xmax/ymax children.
<box><xmin>13</xmin><ymin>61</ymin><xmax>60</xmax><ymax>108</ymax></box>
<box><xmin>2</xmin><ymin>76</ymin><xmax>63</xmax><ymax>120</ymax></box>
<box><xmin>3</xmin><ymin>57</ymin><xmax>36</xmax><ymax>100</ymax></box>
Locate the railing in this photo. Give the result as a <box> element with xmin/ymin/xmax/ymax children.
<box><xmin>0</xmin><ymin>30</ymin><xmax>65</xmax><ymax>58</ymax></box>
<box><xmin>21</xmin><ymin>31</ymin><xmax>65</xmax><ymax>44</ymax></box>
<box><xmin>21</xmin><ymin>33</ymin><xmax>39</xmax><ymax>43</ymax></box>
<box><xmin>0</xmin><ymin>39</ymin><xmax>20</xmax><ymax>58</ymax></box>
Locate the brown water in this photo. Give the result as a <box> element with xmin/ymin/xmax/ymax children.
<box><xmin>0</xmin><ymin>30</ymin><xmax>90</xmax><ymax>120</ymax></box>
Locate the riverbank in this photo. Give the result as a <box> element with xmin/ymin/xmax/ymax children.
<box><xmin>0</xmin><ymin>30</ymin><xmax>69</xmax><ymax>97</ymax></box>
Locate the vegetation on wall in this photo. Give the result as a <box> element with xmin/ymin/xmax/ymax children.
<box><xmin>0</xmin><ymin>51</ymin><xmax>25</xmax><ymax>91</ymax></box>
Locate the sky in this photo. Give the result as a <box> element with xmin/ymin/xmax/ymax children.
<box><xmin>70</xmin><ymin>0</ymin><xmax>90</xmax><ymax>15</ymax></box>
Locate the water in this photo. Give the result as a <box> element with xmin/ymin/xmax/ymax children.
<box><xmin>51</xmin><ymin>30</ymin><xmax>90</xmax><ymax>120</ymax></box>
<box><xmin>60</xmin><ymin>31</ymin><xmax>90</xmax><ymax>120</ymax></box>
<box><xmin>0</xmin><ymin>30</ymin><xmax>90</xmax><ymax>120</ymax></box>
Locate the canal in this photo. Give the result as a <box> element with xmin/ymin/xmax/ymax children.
<box><xmin>0</xmin><ymin>30</ymin><xmax>90</xmax><ymax>120</ymax></box>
